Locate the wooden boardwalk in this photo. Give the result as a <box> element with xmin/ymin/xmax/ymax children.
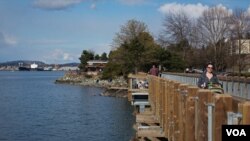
<box><xmin>128</xmin><ymin>73</ymin><xmax>250</xmax><ymax>141</ymax></box>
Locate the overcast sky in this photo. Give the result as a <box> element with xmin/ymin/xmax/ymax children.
<box><xmin>0</xmin><ymin>0</ymin><xmax>250</xmax><ymax>64</ymax></box>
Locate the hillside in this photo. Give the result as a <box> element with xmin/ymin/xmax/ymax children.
<box><xmin>0</xmin><ymin>60</ymin><xmax>79</xmax><ymax>67</ymax></box>
<box><xmin>0</xmin><ymin>60</ymin><xmax>45</xmax><ymax>66</ymax></box>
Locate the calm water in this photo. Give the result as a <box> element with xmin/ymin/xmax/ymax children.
<box><xmin>0</xmin><ymin>71</ymin><xmax>135</xmax><ymax>141</ymax></box>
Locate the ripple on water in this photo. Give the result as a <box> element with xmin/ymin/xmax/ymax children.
<box><xmin>0</xmin><ymin>71</ymin><xmax>135</xmax><ymax>141</ymax></box>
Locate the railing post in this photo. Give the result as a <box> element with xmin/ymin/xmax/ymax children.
<box><xmin>207</xmin><ymin>103</ymin><xmax>214</xmax><ymax>141</ymax></box>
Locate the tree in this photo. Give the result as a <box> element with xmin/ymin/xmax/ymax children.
<box><xmin>103</xmin><ymin>19</ymin><xmax>186</xmax><ymax>79</ymax></box>
<box><xmin>168</xmin><ymin>53</ymin><xmax>185</xmax><ymax>72</ymax></box>
<box><xmin>102</xmin><ymin>47</ymin><xmax>129</xmax><ymax>79</ymax></box>
<box><xmin>112</xmin><ymin>19</ymin><xmax>148</xmax><ymax>49</ymax></box>
<box><xmin>103</xmin><ymin>31</ymin><xmax>161</xmax><ymax>78</ymax></box>
<box><xmin>197</xmin><ymin>6</ymin><xmax>231</xmax><ymax>71</ymax></box>
<box><xmin>160</xmin><ymin>11</ymin><xmax>197</xmax><ymax>68</ymax></box>
<box><xmin>155</xmin><ymin>47</ymin><xmax>170</xmax><ymax>70</ymax></box>
<box><xmin>138</xmin><ymin>32</ymin><xmax>161</xmax><ymax>72</ymax></box>
<box><xmin>162</xmin><ymin>12</ymin><xmax>192</xmax><ymax>44</ymax></box>
<box><xmin>78</xmin><ymin>50</ymin><xmax>94</xmax><ymax>71</ymax></box>
<box><xmin>94</xmin><ymin>54</ymin><xmax>100</xmax><ymax>60</ymax></box>
<box><xmin>107</xmin><ymin>19</ymin><xmax>151</xmax><ymax>76</ymax></box>
<box><xmin>101</xmin><ymin>52</ymin><xmax>108</xmax><ymax>60</ymax></box>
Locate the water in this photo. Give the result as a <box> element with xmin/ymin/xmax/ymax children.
<box><xmin>0</xmin><ymin>71</ymin><xmax>136</xmax><ymax>141</ymax></box>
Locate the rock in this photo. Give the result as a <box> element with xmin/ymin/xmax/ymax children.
<box><xmin>55</xmin><ymin>72</ymin><xmax>128</xmax><ymax>98</ymax></box>
<box><xmin>100</xmin><ymin>89</ymin><xmax>128</xmax><ymax>98</ymax></box>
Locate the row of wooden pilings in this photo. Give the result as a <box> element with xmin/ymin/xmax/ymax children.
<box><xmin>129</xmin><ymin>74</ymin><xmax>250</xmax><ymax>141</ymax></box>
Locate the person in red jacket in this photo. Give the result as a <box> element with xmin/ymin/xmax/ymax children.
<box><xmin>149</xmin><ymin>65</ymin><xmax>159</xmax><ymax>76</ymax></box>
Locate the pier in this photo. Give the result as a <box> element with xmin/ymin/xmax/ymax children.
<box><xmin>128</xmin><ymin>72</ymin><xmax>250</xmax><ymax>141</ymax></box>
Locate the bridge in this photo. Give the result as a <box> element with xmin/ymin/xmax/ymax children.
<box><xmin>128</xmin><ymin>72</ymin><xmax>250</xmax><ymax>141</ymax></box>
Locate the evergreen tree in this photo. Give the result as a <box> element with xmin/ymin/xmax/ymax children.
<box><xmin>78</xmin><ymin>50</ymin><xmax>94</xmax><ymax>71</ymax></box>
<box><xmin>95</xmin><ymin>54</ymin><xmax>100</xmax><ymax>60</ymax></box>
<box><xmin>101</xmin><ymin>52</ymin><xmax>108</xmax><ymax>60</ymax></box>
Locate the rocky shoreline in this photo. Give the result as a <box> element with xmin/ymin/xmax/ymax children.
<box><xmin>55</xmin><ymin>72</ymin><xmax>128</xmax><ymax>98</ymax></box>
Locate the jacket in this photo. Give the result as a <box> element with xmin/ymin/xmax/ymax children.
<box><xmin>197</xmin><ymin>71</ymin><xmax>220</xmax><ymax>88</ymax></box>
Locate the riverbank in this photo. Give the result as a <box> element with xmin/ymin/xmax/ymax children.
<box><xmin>55</xmin><ymin>72</ymin><xmax>128</xmax><ymax>98</ymax></box>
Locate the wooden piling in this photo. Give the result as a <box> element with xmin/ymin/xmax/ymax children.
<box><xmin>172</xmin><ymin>81</ymin><xmax>181</xmax><ymax>141</ymax></box>
<box><xmin>213</xmin><ymin>94</ymin><xmax>232</xmax><ymax>141</ymax></box>
<box><xmin>197</xmin><ymin>89</ymin><xmax>213</xmax><ymax>141</ymax></box>
<box><xmin>238</xmin><ymin>101</ymin><xmax>250</xmax><ymax>124</ymax></box>
<box><xmin>185</xmin><ymin>86</ymin><xmax>199</xmax><ymax>141</ymax></box>
<box><xmin>164</xmin><ymin>79</ymin><xmax>170</xmax><ymax>139</ymax></box>
<box><xmin>177</xmin><ymin>84</ymin><xmax>189</xmax><ymax>141</ymax></box>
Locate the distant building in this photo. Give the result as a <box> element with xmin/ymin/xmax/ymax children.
<box><xmin>44</xmin><ymin>66</ymin><xmax>53</xmax><ymax>71</ymax></box>
<box><xmin>230</xmin><ymin>39</ymin><xmax>250</xmax><ymax>72</ymax></box>
<box><xmin>58</xmin><ymin>66</ymin><xmax>79</xmax><ymax>71</ymax></box>
<box><xmin>233</xmin><ymin>39</ymin><xmax>250</xmax><ymax>54</ymax></box>
<box><xmin>86</xmin><ymin>60</ymin><xmax>108</xmax><ymax>75</ymax></box>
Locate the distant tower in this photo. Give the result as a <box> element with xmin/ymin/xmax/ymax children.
<box><xmin>18</xmin><ymin>62</ymin><xmax>23</xmax><ymax>67</ymax></box>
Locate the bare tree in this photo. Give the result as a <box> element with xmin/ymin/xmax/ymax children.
<box><xmin>161</xmin><ymin>12</ymin><xmax>193</xmax><ymax>59</ymax></box>
<box><xmin>162</xmin><ymin>12</ymin><xmax>192</xmax><ymax>43</ymax></box>
<box><xmin>197</xmin><ymin>6</ymin><xmax>231</xmax><ymax>71</ymax></box>
<box><xmin>229</xmin><ymin>9</ymin><xmax>250</xmax><ymax>74</ymax></box>
<box><xmin>112</xmin><ymin>19</ymin><xmax>148</xmax><ymax>49</ymax></box>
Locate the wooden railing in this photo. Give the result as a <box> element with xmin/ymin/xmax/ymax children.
<box><xmin>161</xmin><ymin>72</ymin><xmax>250</xmax><ymax>100</ymax></box>
<box><xmin>133</xmin><ymin>74</ymin><xmax>250</xmax><ymax>141</ymax></box>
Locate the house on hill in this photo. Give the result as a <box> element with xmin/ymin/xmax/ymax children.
<box><xmin>86</xmin><ymin>60</ymin><xmax>108</xmax><ymax>75</ymax></box>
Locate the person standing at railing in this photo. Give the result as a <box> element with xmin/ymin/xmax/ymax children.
<box><xmin>197</xmin><ymin>62</ymin><xmax>220</xmax><ymax>89</ymax></box>
<box><xmin>149</xmin><ymin>65</ymin><xmax>159</xmax><ymax>76</ymax></box>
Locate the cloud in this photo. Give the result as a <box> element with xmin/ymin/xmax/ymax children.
<box><xmin>215</xmin><ymin>4</ymin><xmax>232</xmax><ymax>14</ymax></box>
<box><xmin>119</xmin><ymin>0</ymin><xmax>148</xmax><ymax>5</ymax></box>
<box><xmin>158</xmin><ymin>3</ymin><xmax>209</xmax><ymax>18</ymax></box>
<box><xmin>52</xmin><ymin>49</ymin><xmax>74</xmax><ymax>61</ymax></box>
<box><xmin>158</xmin><ymin>3</ymin><xmax>234</xmax><ymax>18</ymax></box>
<box><xmin>44</xmin><ymin>49</ymin><xmax>76</xmax><ymax>63</ymax></box>
<box><xmin>0</xmin><ymin>32</ymin><xmax>17</xmax><ymax>47</ymax></box>
<box><xmin>33</xmin><ymin>0</ymin><xmax>83</xmax><ymax>10</ymax></box>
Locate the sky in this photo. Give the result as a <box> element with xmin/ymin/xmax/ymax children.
<box><xmin>0</xmin><ymin>0</ymin><xmax>250</xmax><ymax>64</ymax></box>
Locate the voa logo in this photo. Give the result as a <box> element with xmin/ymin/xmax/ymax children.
<box><xmin>226</xmin><ymin>129</ymin><xmax>246</xmax><ymax>136</ymax></box>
